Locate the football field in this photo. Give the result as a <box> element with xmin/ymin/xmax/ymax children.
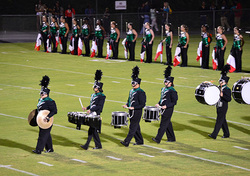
<box><xmin>0</xmin><ymin>35</ymin><xmax>250</xmax><ymax>176</ymax></box>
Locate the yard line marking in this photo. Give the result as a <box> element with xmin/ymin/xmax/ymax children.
<box><xmin>156</xmin><ymin>78</ymin><xmax>164</xmax><ymax>81</ymax></box>
<box><xmin>0</xmin><ymin>83</ymin><xmax>249</xmax><ymax>127</ymax></box>
<box><xmin>201</xmin><ymin>148</ymin><xmax>218</xmax><ymax>153</ymax></box>
<box><xmin>0</xmin><ymin>164</ymin><xmax>39</xmax><ymax>176</ymax></box>
<box><xmin>1</xmin><ymin>52</ymin><xmax>7</xmax><ymax>54</ymax></box>
<box><xmin>233</xmin><ymin>146</ymin><xmax>249</xmax><ymax>151</ymax></box>
<box><xmin>0</xmin><ymin>88</ymin><xmax>3</xmax><ymax>90</ymax></box>
<box><xmin>162</xmin><ymin>150</ymin><xmax>179</xmax><ymax>153</ymax></box>
<box><xmin>199</xmin><ymin>76</ymin><xmax>209</xmax><ymax>78</ymax></box>
<box><xmin>88</xmin><ymin>82</ymin><xmax>93</xmax><ymax>84</ymax></box>
<box><xmin>112</xmin><ymin>81</ymin><xmax>120</xmax><ymax>83</ymax></box>
<box><xmin>70</xmin><ymin>159</ymin><xmax>87</xmax><ymax>163</ymax></box>
<box><xmin>0</xmin><ymin>62</ymin><xmax>196</xmax><ymax>89</ymax></box>
<box><xmin>178</xmin><ymin>77</ymin><xmax>188</xmax><ymax>79</ymax></box>
<box><xmin>106</xmin><ymin>156</ymin><xmax>122</xmax><ymax>161</ymax></box>
<box><xmin>20</xmin><ymin>51</ymin><xmax>27</xmax><ymax>53</ymax></box>
<box><xmin>1</xmin><ymin>113</ymin><xmax>250</xmax><ymax>172</ymax></box>
<box><xmin>138</xmin><ymin>153</ymin><xmax>155</xmax><ymax>158</ymax></box>
<box><xmin>37</xmin><ymin>162</ymin><xmax>53</xmax><ymax>167</ymax></box>
<box><xmin>66</xmin><ymin>84</ymin><xmax>75</xmax><ymax>86</ymax></box>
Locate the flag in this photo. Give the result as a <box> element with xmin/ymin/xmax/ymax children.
<box><xmin>196</xmin><ymin>41</ymin><xmax>202</xmax><ymax>66</ymax></box>
<box><xmin>35</xmin><ymin>33</ymin><xmax>42</xmax><ymax>51</ymax></box>
<box><xmin>140</xmin><ymin>41</ymin><xmax>146</xmax><ymax>63</ymax></box>
<box><xmin>69</xmin><ymin>36</ymin><xmax>74</xmax><ymax>55</ymax></box>
<box><xmin>46</xmin><ymin>35</ymin><xmax>52</xmax><ymax>53</ymax></box>
<box><xmin>55</xmin><ymin>36</ymin><xmax>59</xmax><ymax>48</ymax></box>
<box><xmin>105</xmin><ymin>42</ymin><xmax>112</xmax><ymax>59</ymax></box>
<box><xmin>58</xmin><ymin>37</ymin><xmax>63</xmax><ymax>51</ymax></box>
<box><xmin>154</xmin><ymin>42</ymin><xmax>163</xmax><ymax>62</ymax></box>
<box><xmin>122</xmin><ymin>38</ymin><xmax>128</xmax><ymax>59</ymax></box>
<box><xmin>227</xmin><ymin>48</ymin><xmax>236</xmax><ymax>73</ymax></box>
<box><xmin>173</xmin><ymin>46</ymin><xmax>181</xmax><ymax>67</ymax></box>
<box><xmin>90</xmin><ymin>40</ymin><xmax>97</xmax><ymax>58</ymax></box>
<box><xmin>78</xmin><ymin>38</ymin><xmax>83</xmax><ymax>56</ymax></box>
<box><xmin>212</xmin><ymin>47</ymin><xmax>218</xmax><ymax>70</ymax></box>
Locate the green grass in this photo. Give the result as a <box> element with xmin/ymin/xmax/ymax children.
<box><xmin>0</xmin><ymin>35</ymin><xmax>250</xmax><ymax>176</ymax></box>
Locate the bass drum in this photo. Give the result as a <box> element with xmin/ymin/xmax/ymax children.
<box><xmin>232</xmin><ymin>79</ymin><xmax>250</xmax><ymax>104</ymax></box>
<box><xmin>195</xmin><ymin>82</ymin><xmax>220</xmax><ymax>106</ymax></box>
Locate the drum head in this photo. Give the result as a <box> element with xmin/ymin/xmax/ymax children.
<box><xmin>204</xmin><ymin>86</ymin><xmax>220</xmax><ymax>105</ymax></box>
<box><xmin>36</xmin><ymin>110</ymin><xmax>54</xmax><ymax>129</ymax></box>
<box><xmin>242</xmin><ymin>82</ymin><xmax>250</xmax><ymax>104</ymax></box>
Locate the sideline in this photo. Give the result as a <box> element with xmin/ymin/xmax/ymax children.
<box><xmin>0</xmin><ymin>165</ymin><xmax>39</xmax><ymax>176</ymax></box>
<box><xmin>1</xmin><ymin>113</ymin><xmax>250</xmax><ymax>172</ymax></box>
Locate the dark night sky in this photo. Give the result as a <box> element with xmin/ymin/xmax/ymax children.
<box><xmin>0</xmin><ymin>0</ymin><xmax>249</xmax><ymax>15</ymax></box>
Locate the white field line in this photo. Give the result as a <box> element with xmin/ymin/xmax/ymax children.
<box><xmin>0</xmin><ymin>62</ymin><xmax>196</xmax><ymax>88</ymax></box>
<box><xmin>0</xmin><ymin>83</ymin><xmax>249</xmax><ymax>127</ymax></box>
<box><xmin>70</xmin><ymin>159</ymin><xmax>87</xmax><ymax>163</ymax></box>
<box><xmin>106</xmin><ymin>156</ymin><xmax>122</xmax><ymax>161</ymax></box>
<box><xmin>66</xmin><ymin>84</ymin><xmax>75</xmax><ymax>86</ymax></box>
<box><xmin>138</xmin><ymin>153</ymin><xmax>155</xmax><ymax>158</ymax></box>
<box><xmin>201</xmin><ymin>148</ymin><xmax>218</xmax><ymax>153</ymax></box>
<box><xmin>112</xmin><ymin>81</ymin><xmax>120</xmax><ymax>83</ymax></box>
<box><xmin>0</xmin><ymin>165</ymin><xmax>39</xmax><ymax>176</ymax></box>
<box><xmin>1</xmin><ymin>52</ymin><xmax>7</xmax><ymax>54</ymax></box>
<box><xmin>233</xmin><ymin>146</ymin><xmax>249</xmax><ymax>151</ymax></box>
<box><xmin>1</xmin><ymin>113</ymin><xmax>250</xmax><ymax>172</ymax></box>
<box><xmin>37</xmin><ymin>162</ymin><xmax>53</xmax><ymax>166</ymax></box>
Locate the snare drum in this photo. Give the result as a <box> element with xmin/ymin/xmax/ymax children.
<box><xmin>68</xmin><ymin>112</ymin><xmax>87</xmax><ymax>130</ymax></box>
<box><xmin>232</xmin><ymin>79</ymin><xmax>250</xmax><ymax>104</ymax></box>
<box><xmin>84</xmin><ymin>114</ymin><xmax>102</xmax><ymax>131</ymax></box>
<box><xmin>195</xmin><ymin>82</ymin><xmax>220</xmax><ymax>106</ymax></box>
<box><xmin>143</xmin><ymin>106</ymin><xmax>160</xmax><ymax>122</ymax></box>
<box><xmin>111</xmin><ymin>111</ymin><xmax>129</xmax><ymax>128</ymax></box>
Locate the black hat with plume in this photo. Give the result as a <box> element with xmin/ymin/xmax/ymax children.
<box><xmin>93</xmin><ymin>70</ymin><xmax>103</xmax><ymax>91</ymax></box>
<box><xmin>219</xmin><ymin>64</ymin><xmax>230</xmax><ymax>83</ymax></box>
<box><xmin>164</xmin><ymin>65</ymin><xmax>174</xmax><ymax>83</ymax></box>
<box><xmin>131</xmin><ymin>66</ymin><xmax>141</xmax><ymax>85</ymax></box>
<box><xmin>39</xmin><ymin>75</ymin><xmax>50</xmax><ymax>95</ymax></box>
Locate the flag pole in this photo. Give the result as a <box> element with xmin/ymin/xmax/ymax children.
<box><xmin>161</xmin><ymin>25</ymin><xmax>163</xmax><ymax>41</ymax></box>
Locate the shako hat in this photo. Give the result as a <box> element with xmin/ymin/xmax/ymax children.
<box><xmin>131</xmin><ymin>66</ymin><xmax>141</xmax><ymax>85</ymax></box>
<box><xmin>39</xmin><ymin>75</ymin><xmax>50</xmax><ymax>95</ymax></box>
<box><xmin>219</xmin><ymin>64</ymin><xmax>230</xmax><ymax>83</ymax></box>
<box><xmin>164</xmin><ymin>65</ymin><xmax>174</xmax><ymax>83</ymax></box>
<box><xmin>93</xmin><ymin>70</ymin><xmax>103</xmax><ymax>91</ymax></box>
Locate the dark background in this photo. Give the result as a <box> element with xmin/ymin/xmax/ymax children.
<box><xmin>1</xmin><ymin>0</ymin><xmax>249</xmax><ymax>15</ymax></box>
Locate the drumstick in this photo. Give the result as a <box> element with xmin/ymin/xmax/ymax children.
<box><xmin>79</xmin><ymin>98</ymin><xmax>83</xmax><ymax>108</ymax></box>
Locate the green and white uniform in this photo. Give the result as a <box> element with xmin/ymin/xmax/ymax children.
<box><xmin>201</xmin><ymin>32</ymin><xmax>209</xmax><ymax>46</ymax></box>
<box><xmin>41</xmin><ymin>22</ymin><xmax>48</xmax><ymax>35</ymax></box>
<box><xmin>216</xmin><ymin>33</ymin><xmax>224</xmax><ymax>48</ymax></box>
<box><xmin>145</xmin><ymin>29</ymin><xmax>152</xmax><ymax>43</ymax></box>
<box><xmin>59</xmin><ymin>22</ymin><xmax>66</xmax><ymax>36</ymax></box>
<box><xmin>165</xmin><ymin>31</ymin><xmax>171</xmax><ymax>45</ymax></box>
<box><xmin>110</xmin><ymin>28</ymin><xmax>117</xmax><ymax>41</ymax></box>
<box><xmin>179</xmin><ymin>32</ymin><xmax>187</xmax><ymax>46</ymax></box>
<box><xmin>95</xmin><ymin>25</ymin><xmax>103</xmax><ymax>39</ymax></box>
<box><xmin>82</xmin><ymin>24</ymin><xmax>89</xmax><ymax>37</ymax></box>
<box><xmin>50</xmin><ymin>22</ymin><xmax>57</xmax><ymax>35</ymax></box>
<box><xmin>126</xmin><ymin>29</ymin><xmax>135</xmax><ymax>42</ymax></box>
<box><xmin>72</xmin><ymin>24</ymin><xmax>78</xmax><ymax>36</ymax></box>
<box><xmin>233</xmin><ymin>34</ymin><xmax>241</xmax><ymax>49</ymax></box>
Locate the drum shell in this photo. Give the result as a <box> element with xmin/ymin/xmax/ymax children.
<box><xmin>83</xmin><ymin>115</ymin><xmax>101</xmax><ymax>130</ymax></box>
<box><xmin>111</xmin><ymin>111</ymin><xmax>128</xmax><ymax>127</ymax></box>
<box><xmin>232</xmin><ymin>79</ymin><xmax>250</xmax><ymax>104</ymax></box>
<box><xmin>143</xmin><ymin>106</ymin><xmax>160</xmax><ymax>122</ymax></box>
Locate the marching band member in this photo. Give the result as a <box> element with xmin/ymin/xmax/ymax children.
<box><xmin>144</xmin><ymin>22</ymin><xmax>155</xmax><ymax>63</ymax></box>
<box><xmin>81</xmin><ymin>70</ymin><xmax>106</xmax><ymax>150</ymax></box>
<box><xmin>163</xmin><ymin>23</ymin><xmax>173</xmax><ymax>65</ymax></box>
<box><xmin>50</xmin><ymin>16</ymin><xmax>58</xmax><ymax>52</ymax></box>
<box><xmin>72</xmin><ymin>18</ymin><xmax>80</xmax><ymax>55</ymax></box>
<box><xmin>200</xmin><ymin>24</ymin><xmax>212</xmax><ymax>69</ymax></box>
<box><xmin>232</xmin><ymin>27</ymin><xmax>244</xmax><ymax>72</ymax></box>
<box><xmin>126</xmin><ymin>22</ymin><xmax>138</xmax><ymax>61</ymax></box>
<box><xmin>110</xmin><ymin>21</ymin><xmax>120</xmax><ymax>59</ymax></box>
<box><xmin>81</xmin><ymin>17</ymin><xmax>91</xmax><ymax>56</ymax></box>
<box><xmin>215</xmin><ymin>26</ymin><xmax>228</xmax><ymax>70</ymax></box>
<box><xmin>179</xmin><ymin>24</ymin><xmax>189</xmax><ymax>67</ymax></box>
<box><xmin>121</xmin><ymin>66</ymin><xmax>146</xmax><ymax>147</ymax></box>
<box><xmin>209</xmin><ymin>65</ymin><xmax>231</xmax><ymax>139</ymax></box>
<box><xmin>59</xmin><ymin>16</ymin><xmax>69</xmax><ymax>54</ymax></box>
<box><xmin>33</xmin><ymin>75</ymin><xmax>57</xmax><ymax>154</ymax></box>
<box><xmin>41</xmin><ymin>16</ymin><xmax>49</xmax><ymax>52</ymax></box>
<box><xmin>95</xmin><ymin>19</ymin><xmax>106</xmax><ymax>58</ymax></box>
<box><xmin>152</xmin><ymin>66</ymin><xmax>178</xmax><ymax>143</ymax></box>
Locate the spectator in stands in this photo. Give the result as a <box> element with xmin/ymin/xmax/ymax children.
<box><xmin>161</xmin><ymin>2</ymin><xmax>172</xmax><ymax>24</ymax></box>
<box><xmin>53</xmin><ymin>1</ymin><xmax>63</xmax><ymax>19</ymax></box>
<box><xmin>210</xmin><ymin>0</ymin><xmax>217</xmax><ymax>10</ymax></box>
<box><xmin>233</xmin><ymin>0</ymin><xmax>242</xmax><ymax>27</ymax></box>
<box><xmin>150</xmin><ymin>5</ymin><xmax>159</xmax><ymax>33</ymax></box>
<box><xmin>65</xmin><ymin>4</ymin><xmax>75</xmax><ymax>30</ymax></box>
<box><xmin>220</xmin><ymin>0</ymin><xmax>231</xmax><ymax>32</ymax></box>
<box><xmin>85</xmin><ymin>4</ymin><xmax>95</xmax><ymax>15</ymax></box>
<box><xmin>35</xmin><ymin>0</ymin><xmax>45</xmax><ymax>31</ymax></box>
<box><xmin>140</xmin><ymin>2</ymin><xmax>150</xmax><ymax>34</ymax></box>
<box><xmin>103</xmin><ymin>8</ymin><xmax>110</xmax><ymax>36</ymax></box>
<box><xmin>199</xmin><ymin>1</ymin><xmax>208</xmax><ymax>25</ymax></box>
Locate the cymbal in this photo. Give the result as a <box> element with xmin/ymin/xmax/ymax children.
<box><xmin>28</xmin><ymin>109</ymin><xmax>38</xmax><ymax>126</ymax></box>
<box><xmin>36</xmin><ymin>110</ymin><xmax>54</xmax><ymax>129</ymax></box>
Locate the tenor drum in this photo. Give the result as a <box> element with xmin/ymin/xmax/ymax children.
<box><xmin>143</xmin><ymin>106</ymin><xmax>160</xmax><ymax>122</ymax></box>
<box><xmin>232</xmin><ymin>79</ymin><xmax>250</xmax><ymax>104</ymax></box>
<box><xmin>84</xmin><ymin>114</ymin><xmax>102</xmax><ymax>131</ymax></box>
<box><xmin>195</xmin><ymin>82</ymin><xmax>220</xmax><ymax>105</ymax></box>
<box><xmin>111</xmin><ymin>111</ymin><xmax>129</xmax><ymax>128</ymax></box>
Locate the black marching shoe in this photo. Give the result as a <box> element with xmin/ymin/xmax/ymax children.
<box><xmin>152</xmin><ymin>137</ymin><xmax>160</xmax><ymax>144</ymax></box>
<box><xmin>93</xmin><ymin>147</ymin><xmax>102</xmax><ymax>150</ymax></box>
<box><xmin>120</xmin><ymin>141</ymin><xmax>129</xmax><ymax>147</ymax></box>
<box><xmin>80</xmin><ymin>145</ymin><xmax>88</xmax><ymax>150</ymax></box>
<box><xmin>44</xmin><ymin>149</ymin><xmax>54</xmax><ymax>153</ymax></box>
<box><xmin>208</xmin><ymin>134</ymin><xmax>216</xmax><ymax>139</ymax></box>
<box><xmin>133</xmin><ymin>142</ymin><xmax>144</xmax><ymax>146</ymax></box>
<box><xmin>32</xmin><ymin>150</ymin><xmax>41</xmax><ymax>154</ymax></box>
